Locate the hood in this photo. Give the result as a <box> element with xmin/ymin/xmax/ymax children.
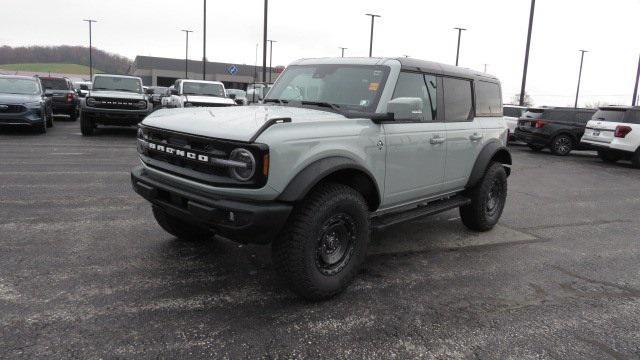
<box><xmin>142</xmin><ymin>105</ymin><xmax>345</xmax><ymax>142</ymax></box>
<box><xmin>185</xmin><ymin>95</ymin><xmax>235</xmax><ymax>105</ymax></box>
<box><xmin>88</xmin><ymin>90</ymin><xmax>145</xmax><ymax>100</ymax></box>
<box><xmin>0</xmin><ymin>93</ymin><xmax>41</xmax><ymax>105</ymax></box>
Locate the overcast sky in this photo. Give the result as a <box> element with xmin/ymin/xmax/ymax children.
<box><xmin>2</xmin><ymin>0</ymin><xmax>639</xmax><ymax>106</ymax></box>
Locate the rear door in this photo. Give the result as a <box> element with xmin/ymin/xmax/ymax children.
<box><xmin>383</xmin><ymin>72</ymin><xmax>445</xmax><ymax>206</ymax></box>
<box><xmin>442</xmin><ymin>77</ymin><xmax>480</xmax><ymax>190</ymax></box>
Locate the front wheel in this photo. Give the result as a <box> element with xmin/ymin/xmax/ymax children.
<box><xmin>460</xmin><ymin>162</ymin><xmax>508</xmax><ymax>232</ymax></box>
<box><xmin>46</xmin><ymin>110</ymin><xmax>53</xmax><ymax>128</ymax></box>
<box><xmin>632</xmin><ymin>149</ymin><xmax>640</xmax><ymax>169</ymax></box>
<box><xmin>80</xmin><ymin>111</ymin><xmax>94</xmax><ymax>136</ymax></box>
<box><xmin>551</xmin><ymin>135</ymin><xmax>574</xmax><ymax>156</ymax></box>
<box><xmin>272</xmin><ymin>183</ymin><xmax>370</xmax><ymax>301</ymax></box>
<box><xmin>152</xmin><ymin>206</ymin><xmax>213</xmax><ymax>241</ymax></box>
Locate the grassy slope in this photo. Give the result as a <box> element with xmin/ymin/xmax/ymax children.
<box><xmin>0</xmin><ymin>63</ymin><xmax>103</xmax><ymax>75</ymax></box>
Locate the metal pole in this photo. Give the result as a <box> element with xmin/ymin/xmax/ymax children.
<box><xmin>575</xmin><ymin>50</ymin><xmax>588</xmax><ymax>108</ymax></box>
<box><xmin>339</xmin><ymin>47</ymin><xmax>347</xmax><ymax>57</ymax></box>
<box><xmin>365</xmin><ymin>14</ymin><xmax>380</xmax><ymax>57</ymax></box>
<box><xmin>202</xmin><ymin>0</ymin><xmax>206</xmax><ymax>80</ymax></box>
<box><xmin>262</xmin><ymin>0</ymin><xmax>268</xmax><ymax>84</ymax></box>
<box><xmin>268</xmin><ymin>40</ymin><xmax>277</xmax><ymax>83</ymax></box>
<box><xmin>519</xmin><ymin>0</ymin><xmax>536</xmax><ymax>106</ymax></box>
<box><xmin>181</xmin><ymin>30</ymin><xmax>193</xmax><ymax>79</ymax></box>
<box><xmin>632</xmin><ymin>54</ymin><xmax>640</xmax><ymax>107</ymax></box>
<box><xmin>454</xmin><ymin>27</ymin><xmax>466</xmax><ymax>66</ymax></box>
<box><xmin>83</xmin><ymin>20</ymin><xmax>96</xmax><ymax>79</ymax></box>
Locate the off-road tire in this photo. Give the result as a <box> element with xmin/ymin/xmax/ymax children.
<box><xmin>551</xmin><ymin>134</ymin><xmax>573</xmax><ymax>156</ymax></box>
<box><xmin>460</xmin><ymin>162</ymin><xmax>508</xmax><ymax>232</ymax></box>
<box><xmin>598</xmin><ymin>150</ymin><xmax>622</xmax><ymax>163</ymax></box>
<box><xmin>80</xmin><ymin>111</ymin><xmax>94</xmax><ymax>136</ymax></box>
<box><xmin>272</xmin><ymin>183</ymin><xmax>370</xmax><ymax>301</ymax></box>
<box><xmin>528</xmin><ymin>144</ymin><xmax>544</xmax><ymax>152</ymax></box>
<box><xmin>151</xmin><ymin>206</ymin><xmax>212</xmax><ymax>241</ymax></box>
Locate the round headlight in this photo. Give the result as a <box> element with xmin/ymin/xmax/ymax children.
<box><xmin>229</xmin><ymin>148</ymin><xmax>256</xmax><ymax>181</ymax></box>
<box><xmin>184</xmin><ymin>102</ymin><xmax>193</xmax><ymax>108</ymax></box>
<box><xmin>86</xmin><ymin>97</ymin><xmax>97</xmax><ymax>107</ymax></box>
<box><xmin>136</xmin><ymin>100</ymin><xmax>147</xmax><ymax>109</ymax></box>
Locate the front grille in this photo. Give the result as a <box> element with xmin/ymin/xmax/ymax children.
<box><xmin>189</xmin><ymin>102</ymin><xmax>234</xmax><ymax>108</ymax></box>
<box><xmin>91</xmin><ymin>98</ymin><xmax>142</xmax><ymax>110</ymax></box>
<box><xmin>0</xmin><ymin>105</ymin><xmax>26</xmax><ymax>114</ymax></box>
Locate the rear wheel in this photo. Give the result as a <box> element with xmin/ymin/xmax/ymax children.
<box><xmin>551</xmin><ymin>135</ymin><xmax>573</xmax><ymax>156</ymax></box>
<box><xmin>80</xmin><ymin>111</ymin><xmax>94</xmax><ymax>136</ymax></box>
<box><xmin>598</xmin><ymin>150</ymin><xmax>622</xmax><ymax>163</ymax></box>
<box><xmin>632</xmin><ymin>149</ymin><xmax>640</xmax><ymax>169</ymax></box>
<box><xmin>46</xmin><ymin>109</ymin><xmax>53</xmax><ymax>128</ymax></box>
<box><xmin>69</xmin><ymin>109</ymin><xmax>78</xmax><ymax>121</ymax></box>
<box><xmin>460</xmin><ymin>162</ymin><xmax>508</xmax><ymax>232</ymax></box>
<box><xmin>152</xmin><ymin>206</ymin><xmax>212</xmax><ymax>241</ymax></box>
<box><xmin>272</xmin><ymin>183</ymin><xmax>370</xmax><ymax>300</ymax></box>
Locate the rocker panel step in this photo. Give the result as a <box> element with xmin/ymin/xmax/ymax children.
<box><xmin>372</xmin><ymin>195</ymin><xmax>471</xmax><ymax>231</ymax></box>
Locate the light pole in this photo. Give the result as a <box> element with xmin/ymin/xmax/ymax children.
<box><xmin>202</xmin><ymin>0</ymin><xmax>207</xmax><ymax>80</ymax></box>
<box><xmin>268</xmin><ymin>39</ymin><xmax>277</xmax><ymax>83</ymax></box>
<box><xmin>339</xmin><ymin>47</ymin><xmax>347</xmax><ymax>57</ymax></box>
<box><xmin>454</xmin><ymin>27</ymin><xmax>466</xmax><ymax>66</ymax></box>
<box><xmin>520</xmin><ymin>0</ymin><xmax>536</xmax><ymax>106</ymax></box>
<box><xmin>262</xmin><ymin>0</ymin><xmax>268</xmax><ymax>84</ymax></box>
<box><xmin>181</xmin><ymin>30</ymin><xmax>193</xmax><ymax>79</ymax></box>
<box><xmin>365</xmin><ymin>14</ymin><xmax>381</xmax><ymax>57</ymax></box>
<box><xmin>83</xmin><ymin>19</ymin><xmax>97</xmax><ymax>79</ymax></box>
<box><xmin>574</xmin><ymin>50</ymin><xmax>588</xmax><ymax>108</ymax></box>
<box><xmin>632</xmin><ymin>54</ymin><xmax>640</xmax><ymax>107</ymax></box>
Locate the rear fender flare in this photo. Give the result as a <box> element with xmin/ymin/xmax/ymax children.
<box><xmin>466</xmin><ymin>140</ymin><xmax>512</xmax><ymax>188</ymax></box>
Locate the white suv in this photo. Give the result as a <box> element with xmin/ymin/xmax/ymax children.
<box><xmin>163</xmin><ymin>79</ymin><xmax>236</xmax><ymax>108</ymax></box>
<box><xmin>503</xmin><ymin>105</ymin><xmax>526</xmax><ymax>142</ymax></box>
<box><xmin>581</xmin><ymin>106</ymin><xmax>640</xmax><ymax>167</ymax></box>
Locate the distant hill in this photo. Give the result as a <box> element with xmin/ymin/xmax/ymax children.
<box><xmin>0</xmin><ymin>63</ymin><xmax>102</xmax><ymax>75</ymax></box>
<box><xmin>0</xmin><ymin>45</ymin><xmax>132</xmax><ymax>75</ymax></box>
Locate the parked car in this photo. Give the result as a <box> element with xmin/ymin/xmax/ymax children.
<box><xmin>163</xmin><ymin>79</ymin><xmax>236</xmax><ymax>108</ymax></box>
<box><xmin>513</xmin><ymin>107</ymin><xmax>596</xmax><ymax>155</ymax></box>
<box><xmin>146</xmin><ymin>86</ymin><xmax>168</xmax><ymax>109</ymax></box>
<box><xmin>73</xmin><ymin>81</ymin><xmax>92</xmax><ymax>98</ymax></box>
<box><xmin>80</xmin><ymin>74</ymin><xmax>153</xmax><ymax>136</ymax></box>
<box><xmin>131</xmin><ymin>57</ymin><xmax>511</xmax><ymax>300</ymax></box>
<box><xmin>503</xmin><ymin>105</ymin><xmax>526</xmax><ymax>141</ymax></box>
<box><xmin>226</xmin><ymin>88</ymin><xmax>248</xmax><ymax>105</ymax></box>
<box><xmin>581</xmin><ymin>106</ymin><xmax>640</xmax><ymax>167</ymax></box>
<box><xmin>0</xmin><ymin>75</ymin><xmax>52</xmax><ymax>133</ymax></box>
<box><xmin>38</xmin><ymin>76</ymin><xmax>79</xmax><ymax>119</ymax></box>
<box><xmin>246</xmin><ymin>83</ymin><xmax>273</xmax><ymax>103</ymax></box>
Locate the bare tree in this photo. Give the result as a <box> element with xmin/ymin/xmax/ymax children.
<box><xmin>509</xmin><ymin>93</ymin><xmax>534</xmax><ymax>107</ymax></box>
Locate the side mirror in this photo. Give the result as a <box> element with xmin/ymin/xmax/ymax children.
<box><xmin>228</xmin><ymin>93</ymin><xmax>236</xmax><ymax>100</ymax></box>
<box><xmin>44</xmin><ymin>93</ymin><xmax>53</xmax><ymax>97</ymax></box>
<box><xmin>387</xmin><ymin>97</ymin><xmax>424</xmax><ymax>121</ymax></box>
<box><xmin>170</xmin><ymin>88</ymin><xmax>179</xmax><ymax>95</ymax></box>
<box><xmin>145</xmin><ymin>88</ymin><xmax>155</xmax><ymax>95</ymax></box>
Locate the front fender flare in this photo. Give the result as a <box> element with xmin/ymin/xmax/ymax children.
<box><xmin>466</xmin><ymin>140</ymin><xmax>512</xmax><ymax>188</ymax></box>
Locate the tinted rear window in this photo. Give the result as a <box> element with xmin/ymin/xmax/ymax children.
<box><xmin>443</xmin><ymin>77</ymin><xmax>473</xmax><ymax>122</ymax></box>
<box><xmin>40</xmin><ymin>78</ymin><xmax>69</xmax><ymax>90</ymax></box>
<box><xmin>503</xmin><ymin>106</ymin><xmax>523</xmax><ymax>118</ymax></box>
<box><xmin>475</xmin><ymin>81</ymin><xmax>502</xmax><ymax>116</ymax></box>
<box><xmin>624</xmin><ymin>110</ymin><xmax>640</xmax><ymax>124</ymax></box>
<box><xmin>522</xmin><ymin>109</ymin><xmax>544</xmax><ymax>119</ymax></box>
<box><xmin>593</xmin><ymin>109</ymin><xmax>626</xmax><ymax>123</ymax></box>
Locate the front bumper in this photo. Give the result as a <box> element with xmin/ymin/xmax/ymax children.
<box><xmin>82</xmin><ymin>107</ymin><xmax>150</xmax><ymax>126</ymax></box>
<box><xmin>131</xmin><ymin>165</ymin><xmax>292</xmax><ymax>244</ymax></box>
<box><xmin>0</xmin><ymin>108</ymin><xmax>45</xmax><ymax>127</ymax></box>
<box><xmin>514</xmin><ymin>128</ymin><xmax>548</xmax><ymax>147</ymax></box>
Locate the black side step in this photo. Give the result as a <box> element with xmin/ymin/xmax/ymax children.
<box><xmin>371</xmin><ymin>195</ymin><xmax>471</xmax><ymax>231</ymax></box>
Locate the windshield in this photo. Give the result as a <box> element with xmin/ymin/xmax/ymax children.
<box><xmin>0</xmin><ymin>77</ymin><xmax>40</xmax><ymax>95</ymax></box>
<box><xmin>40</xmin><ymin>78</ymin><xmax>69</xmax><ymax>90</ymax></box>
<box><xmin>93</xmin><ymin>76</ymin><xmax>142</xmax><ymax>93</ymax></box>
<box><xmin>149</xmin><ymin>87</ymin><xmax>167</xmax><ymax>94</ymax></box>
<box><xmin>227</xmin><ymin>89</ymin><xmax>246</xmax><ymax>96</ymax></box>
<box><xmin>182</xmin><ymin>82</ymin><xmax>225</xmax><ymax>97</ymax></box>
<box><xmin>266</xmin><ymin>64</ymin><xmax>390</xmax><ymax>113</ymax></box>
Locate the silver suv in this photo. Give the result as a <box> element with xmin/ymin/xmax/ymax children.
<box><xmin>131</xmin><ymin>57</ymin><xmax>511</xmax><ymax>299</ymax></box>
<box><xmin>80</xmin><ymin>74</ymin><xmax>153</xmax><ymax>136</ymax></box>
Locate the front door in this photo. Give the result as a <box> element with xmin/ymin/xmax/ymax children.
<box><xmin>383</xmin><ymin>72</ymin><xmax>446</xmax><ymax>207</ymax></box>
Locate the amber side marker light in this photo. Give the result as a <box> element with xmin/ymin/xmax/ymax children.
<box><xmin>262</xmin><ymin>154</ymin><xmax>270</xmax><ymax>177</ymax></box>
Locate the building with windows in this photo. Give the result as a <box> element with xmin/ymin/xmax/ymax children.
<box><xmin>129</xmin><ymin>56</ymin><xmax>282</xmax><ymax>90</ymax></box>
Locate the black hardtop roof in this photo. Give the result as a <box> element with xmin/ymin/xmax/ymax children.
<box><xmin>396</xmin><ymin>57</ymin><xmax>500</xmax><ymax>83</ymax></box>
<box><xmin>526</xmin><ymin>106</ymin><xmax>596</xmax><ymax>112</ymax></box>
<box><xmin>598</xmin><ymin>105</ymin><xmax>640</xmax><ymax>111</ymax></box>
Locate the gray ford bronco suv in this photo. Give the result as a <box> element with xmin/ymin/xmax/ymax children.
<box><xmin>132</xmin><ymin>57</ymin><xmax>511</xmax><ymax>300</ymax></box>
<box><xmin>80</xmin><ymin>74</ymin><xmax>153</xmax><ymax>136</ymax></box>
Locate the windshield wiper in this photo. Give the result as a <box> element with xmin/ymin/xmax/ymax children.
<box><xmin>263</xmin><ymin>98</ymin><xmax>289</xmax><ymax>105</ymax></box>
<box><xmin>300</xmin><ymin>101</ymin><xmax>341</xmax><ymax>111</ymax></box>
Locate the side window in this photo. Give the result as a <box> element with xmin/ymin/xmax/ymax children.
<box><xmin>391</xmin><ymin>72</ymin><xmax>437</xmax><ymax>121</ymax></box>
<box><xmin>475</xmin><ymin>81</ymin><xmax>502</xmax><ymax>116</ymax></box>
<box><xmin>443</xmin><ymin>77</ymin><xmax>473</xmax><ymax>122</ymax></box>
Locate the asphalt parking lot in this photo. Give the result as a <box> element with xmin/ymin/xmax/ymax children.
<box><xmin>1</xmin><ymin>119</ymin><xmax>640</xmax><ymax>359</ymax></box>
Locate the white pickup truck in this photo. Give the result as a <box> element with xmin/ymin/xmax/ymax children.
<box><xmin>161</xmin><ymin>79</ymin><xmax>236</xmax><ymax>108</ymax></box>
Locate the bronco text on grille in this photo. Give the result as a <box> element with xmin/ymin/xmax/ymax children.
<box><xmin>90</xmin><ymin>98</ymin><xmax>145</xmax><ymax>110</ymax></box>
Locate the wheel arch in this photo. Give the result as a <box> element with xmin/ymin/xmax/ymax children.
<box><xmin>466</xmin><ymin>140</ymin><xmax>512</xmax><ymax>188</ymax></box>
<box><xmin>277</xmin><ymin>156</ymin><xmax>381</xmax><ymax>211</ymax></box>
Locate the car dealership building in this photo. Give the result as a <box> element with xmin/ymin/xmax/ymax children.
<box><xmin>129</xmin><ymin>55</ymin><xmax>282</xmax><ymax>90</ymax></box>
